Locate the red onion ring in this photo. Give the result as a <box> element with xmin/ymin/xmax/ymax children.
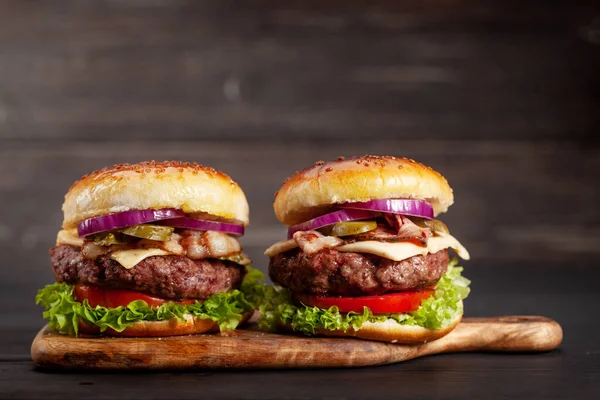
<box><xmin>77</xmin><ymin>208</ymin><xmax>185</xmax><ymax>237</ymax></box>
<box><xmin>340</xmin><ymin>199</ymin><xmax>433</xmax><ymax>219</ymax></box>
<box><xmin>158</xmin><ymin>218</ymin><xmax>244</xmax><ymax>236</ymax></box>
<box><xmin>287</xmin><ymin>209</ymin><xmax>376</xmax><ymax>239</ymax></box>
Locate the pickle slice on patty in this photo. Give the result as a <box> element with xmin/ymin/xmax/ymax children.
<box><xmin>119</xmin><ymin>224</ymin><xmax>174</xmax><ymax>241</ymax></box>
<box><xmin>328</xmin><ymin>221</ymin><xmax>377</xmax><ymax>237</ymax></box>
<box><xmin>220</xmin><ymin>252</ymin><xmax>252</xmax><ymax>266</ymax></box>
<box><xmin>411</xmin><ymin>218</ymin><xmax>450</xmax><ymax>234</ymax></box>
<box><xmin>92</xmin><ymin>232</ymin><xmax>128</xmax><ymax>246</ymax></box>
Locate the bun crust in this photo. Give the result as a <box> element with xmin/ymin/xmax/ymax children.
<box><xmin>274</xmin><ymin>156</ymin><xmax>454</xmax><ymax>226</ymax></box>
<box><xmin>78</xmin><ymin>312</ymin><xmax>253</xmax><ymax>337</ymax></box>
<box><xmin>317</xmin><ymin>310</ymin><xmax>462</xmax><ymax>344</ymax></box>
<box><xmin>280</xmin><ymin>308</ymin><xmax>462</xmax><ymax>344</ymax></box>
<box><xmin>63</xmin><ymin>161</ymin><xmax>249</xmax><ymax>229</ymax></box>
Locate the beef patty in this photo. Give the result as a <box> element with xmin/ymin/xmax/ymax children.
<box><xmin>51</xmin><ymin>245</ymin><xmax>245</xmax><ymax>300</ymax></box>
<box><xmin>269</xmin><ymin>248</ymin><xmax>449</xmax><ymax>296</ymax></box>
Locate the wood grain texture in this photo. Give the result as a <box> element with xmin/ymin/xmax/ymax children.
<box><xmin>0</xmin><ymin>1</ymin><xmax>598</xmax><ymax>141</ymax></box>
<box><xmin>30</xmin><ymin>316</ymin><xmax>562</xmax><ymax>370</ymax></box>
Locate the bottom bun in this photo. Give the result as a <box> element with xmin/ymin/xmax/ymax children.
<box><xmin>78</xmin><ymin>311</ymin><xmax>253</xmax><ymax>337</ymax></box>
<box><xmin>280</xmin><ymin>303</ymin><xmax>463</xmax><ymax>344</ymax></box>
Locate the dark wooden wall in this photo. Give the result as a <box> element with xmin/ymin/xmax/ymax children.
<box><xmin>0</xmin><ymin>1</ymin><xmax>599</xmax><ymax>330</ymax></box>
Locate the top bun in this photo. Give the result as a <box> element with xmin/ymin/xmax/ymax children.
<box><xmin>62</xmin><ymin>161</ymin><xmax>249</xmax><ymax>229</ymax></box>
<box><xmin>274</xmin><ymin>155</ymin><xmax>453</xmax><ymax>226</ymax></box>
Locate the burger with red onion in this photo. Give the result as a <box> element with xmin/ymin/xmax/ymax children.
<box><xmin>261</xmin><ymin>155</ymin><xmax>471</xmax><ymax>343</ymax></box>
<box><xmin>36</xmin><ymin>161</ymin><xmax>264</xmax><ymax>337</ymax></box>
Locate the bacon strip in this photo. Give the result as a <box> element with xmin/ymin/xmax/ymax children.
<box><xmin>178</xmin><ymin>230</ymin><xmax>242</xmax><ymax>259</ymax></box>
<box><xmin>383</xmin><ymin>214</ymin><xmax>432</xmax><ymax>246</ymax></box>
<box><xmin>397</xmin><ymin>215</ymin><xmax>432</xmax><ymax>245</ymax></box>
<box><xmin>293</xmin><ymin>230</ymin><xmax>344</xmax><ymax>255</ymax></box>
<box><xmin>81</xmin><ymin>230</ymin><xmax>243</xmax><ymax>261</ymax></box>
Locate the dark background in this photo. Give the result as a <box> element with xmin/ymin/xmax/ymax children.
<box><xmin>0</xmin><ymin>1</ymin><xmax>599</xmax><ymax>398</ymax></box>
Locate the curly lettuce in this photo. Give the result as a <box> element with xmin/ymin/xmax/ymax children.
<box><xmin>259</xmin><ymin>259</ymin><xmax>470</xmax><ymax>335</ymax></box>
<box><xmin>36</xmin><ymin>266</ymin><xmax>266</xmax><ymax>336</ymax></box>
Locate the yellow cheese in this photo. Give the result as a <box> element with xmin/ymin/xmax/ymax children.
<box><xmin>110</xmin><ymin>248</ymin><xmax>170</xmax><ymax>269</ymax></box>
<box><xmin>337</xmin><ymin>233</ymin><xmax>470</xmax><ymax>261</ymax></box>
<box><xmin>56</xmin><ymin>229</ymin><xmax>84</xmax><ymax>247</ymax></box>
<box><xmin>264</xmin><ymin>233</ymin><xmax>470</xmax><ymax>261</ymax></box>
<box><xmin>55</xmin><ymin>229</ymin><xmax>249</xmax><ymax>269</ymax></box>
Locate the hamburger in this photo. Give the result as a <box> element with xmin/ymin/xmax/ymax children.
<box><xmin>36</xmin><ymin>161</ymin><xmax>264</xmax><ymax>337</ymax></box>
<box><xmin>261</xmin><ymin>155</ymin><xmax>471</xmax><ymax>343</ymax></box>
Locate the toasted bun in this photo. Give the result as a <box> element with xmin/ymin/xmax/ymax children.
<box><xmin>62</xmin><ymin>161</ymin><xmax>249</xmax><ymax>229</ymax></box>
<box><xmin>78</xmin><ymin>311</ymin><xmax>253</xmax><ymax>337</ymax></box>
<box><xmin>279</xmin><ymin>306</ymin><xmax>462</xmax><ymax>344</ymax></box>
<box><xmin>274</xmin><ymin>155</ymin><xmax>453</xmax><ymax>226</ymax></box>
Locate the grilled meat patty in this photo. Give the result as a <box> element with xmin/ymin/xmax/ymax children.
<box><xmin>269</xmin><ymin>248</ymin><xmax>449</xmax><ymax>297</ymax></box>
<box><xmin>51</xmin><ymin>245</ymin><xmax>245</xmax><ymax>300</ymax></box>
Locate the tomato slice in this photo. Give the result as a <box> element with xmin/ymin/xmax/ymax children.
<box><xmin>74</xmin><ymin>284</ymin><xmax>196</xmax><ymax>308</ymax></box>
<box><xmin>294</xmin><ymin>289</ymin><xmax>434</xmax><ymax>314</ymax></box>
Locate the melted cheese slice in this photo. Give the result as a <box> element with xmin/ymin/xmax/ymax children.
<box><xmin>56</xmin><ymin>229</ymin><xmax>84</xmax><ymax>247</ymax></box>
<box><xmin>337</xmin><ymin>233</ymin><xmax>470</xmax><ymax>261</ymax></box>
<box><xmin>110</xmin><ymin>248</ymin><xmax>170</xmax><ymax>269</ymax></box>
<box><xmin>56</xmin><ymin>229</ymin><xmax>248</xmax><ymax>269</ymax></box>
<box><xmin>264</xmin><ymin>233</ymin><xmax>470</xmax><ymax>261</ymax></box>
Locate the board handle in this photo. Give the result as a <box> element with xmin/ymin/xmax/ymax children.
<box><xmin>421</xmin><ymin>316</ymin><xmax>563</xmax><ymax>355</ymax></box>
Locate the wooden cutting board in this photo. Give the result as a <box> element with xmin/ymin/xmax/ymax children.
<box><xmin>31</xmin><ymin>316</ymin><xmax>562</xmax><ymax>370</ymax></box>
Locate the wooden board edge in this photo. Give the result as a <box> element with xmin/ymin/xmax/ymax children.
<box><xmin>30</xmin><ymin>316</ymin><xmax>563</xmax><ymax>370</ymax></box>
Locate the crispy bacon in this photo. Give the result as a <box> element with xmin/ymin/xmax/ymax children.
<box><xmin>292</xmin><ymin>230</ymin><xmax>344</xmax><ymax>255</ymax></box>
<box><xmin>351</xmin><ymin>225</ymin><xmax>402</xmax><ymax>242</ymax></box>
<box><xmin>81</xmin><ymin>230</ymin><xmax>243</xmax><ymax>261</ymax></box>
<box><xmin>264</xmin><ymin>239</ymin><xmax>298</xmax><ymax>257</ymax></box>
<box><xmin>138</xmin><ymin>235</ymin><xmax>184</xmax><ymax>254</ymax></box>
<box><xmin>397</xmin><ymin>215</ymin><xmax>432</xmax><ymax>245</ymax></box>
<box><xmin>81</xmin><ymin>241</ymin><xmax>108</xmax><ymax>260</ymax></box>
<box><xmin>356</xmin><ymin>215</ymin><xmax>431</xmax><ymax>246</ymax></box>
<box><xmin>179</xmin><ymin>230</ymin><xmax>242</xmax><ymax>259</ymax></box>
<box><xmin>384</xmin><ymin>213</ymin><xmax>402</xmax><ymax>231</ymax></box>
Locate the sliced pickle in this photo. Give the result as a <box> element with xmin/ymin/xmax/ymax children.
<box><xmin>329</xmin><ymin>221</ymin><xmax>377</xmax><ymax>237</ymax></box>
<box><xmin>411</xmin><ymin>218</ymin><xmax>449</xmax><ymax>234</ymax></box>
<box><xmin>92</xmin><ymin>232</ymin><xmax>127</xmax><ymax>246</ymax></box>
<box><xmin>219</xmin><ymin>253</ymin><xmax>252</xmax><ymax>266</ymax></box>
<box><xmin>119</xmin><ymin>224</ymin><xmax>174</xmax><ymax>241</ymax></box>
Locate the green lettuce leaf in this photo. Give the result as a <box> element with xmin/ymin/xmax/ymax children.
<box><xmin>36</xmin><ymin>266</ymin><xmax>266</xmax><ymax>336</ymax></box>
<box><xmin>258</xmin><ymin>259</ymin><xmax>470</xmax><ymax>335</ymax></box>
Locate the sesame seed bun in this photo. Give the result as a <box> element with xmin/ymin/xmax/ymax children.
<box><xmin>273</xmin><ymin>155</ymin><xmax>454</xmax><ymax>226</ymax></box>
<box><xmin>62</xmin><ymin>161</ymin><xmax>249</xmax><ymax>229</ymax></box>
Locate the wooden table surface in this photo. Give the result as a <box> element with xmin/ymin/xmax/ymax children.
<box><xmin>1</xmin><ymin>0</ymin><xmax>599</xmax><ymax>398</ymax></box>
<box><xmin>2</xmin><ymin>261</ymin><xmax>599</xmax><ymax>399</ymax></box>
